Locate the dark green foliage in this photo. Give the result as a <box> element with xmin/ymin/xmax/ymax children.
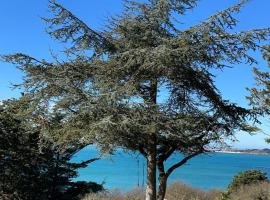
<box><xmin>65</xmin><ymin>181</ymin><xmax>104</xmax><ymax>199</ymax></box>
<box><xmin>2</xmin><ymin>0</ymin><xmax>270</xmax><ymax>199</ymax></box>
<box><xmin>0</xmin><ymin>100</ymin><xmax>42</xmax><ymax>200</ymax></box>
<box><xmin>0</xmin><ymin>99</ymin><xmax>103</xmax><ymax>200</ymax></box>
<box><xmin>227</xmin><ymin>170</ymin><xmax>268</xmax><ymax>194</ymax></box>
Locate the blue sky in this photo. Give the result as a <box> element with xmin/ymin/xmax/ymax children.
<box><xmin>0</xmin><ymin>0</ymin><xmax>270</xmax><ymax>148</ymax></box>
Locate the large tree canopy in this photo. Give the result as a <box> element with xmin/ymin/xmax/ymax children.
<box><xmin>2</xmin><ymin>0</ymin><xmax>269</xmax><ymax>199</ymax></box>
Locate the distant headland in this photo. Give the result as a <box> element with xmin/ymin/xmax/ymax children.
<box><xmin>213</xmin><ymin>148</ymin><xmax>270</xmax><ymax>155</ymax></box>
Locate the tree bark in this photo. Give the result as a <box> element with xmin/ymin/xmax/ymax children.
<box><xmin>156</xmin><ymin>151</ymin><xmax>203</xmax><ymax>200</ymax></box>
<box><xmin>157</xmin><ymin>159</ymin><xmax>167</xmax><ymax>200</ymax></box>
<box><xmin>157</xmin><ymin>174</ymin><xmax>167</xmax><ymax>200</ymax></box>
<box><xmin>145</xmin><ymin>144</ymin><xmax>157</xmax><ymax>200</ymax></box>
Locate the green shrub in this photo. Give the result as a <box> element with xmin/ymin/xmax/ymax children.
<box><xmin>227</xmin><ymin>170</ymin><xmax>268</xmax><ymax>194</ymax></box>
<box><xmin>221</xmin><ymin>170</ymin><xmax>269</xmax><ymax>200</ymax></box>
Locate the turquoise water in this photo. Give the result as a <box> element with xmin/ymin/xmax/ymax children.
<box><xmin>72</xmin><ymin>148</ymin><xmax>270</xmax><ymax>191</ymax></box>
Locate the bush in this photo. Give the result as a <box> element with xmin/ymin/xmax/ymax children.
<box><xmin>227</xmin><ymin>170</ymin><xmax>268</xmax><ymax>194</ymax></box>
<box><xmin>165</xmin><ymin>182</ymin><xmax>222</xmax><ymax>200</ymax></box>
<box><xmin>82</xmin><ymin>188</ymin><xmax>144</xmax><ymax>200</ymax></box>
<box><xmin>228</xmin><ymin>182</ymin><xmax>270</xmax><ymax>200</ymax></box>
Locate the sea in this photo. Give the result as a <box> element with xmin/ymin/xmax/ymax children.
<box><xmin>72</xmin><ymin>148</ymin><xmax>270</xmax><ymax>191</ymax></box>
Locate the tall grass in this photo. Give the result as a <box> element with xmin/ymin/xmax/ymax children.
<box><xmin>81</xmin><ymin>182</ymin><xmax>222</xmax><ymax>200</ymax></box>
<box><xmin>82</xmin><ymin>181</ymin><xmax>270</xmax><ymax>200</ymax></box>
<box><xmin>165</xmin><ymin>182</ymin><xmax>222</xmax><ymax>200</ymax></box>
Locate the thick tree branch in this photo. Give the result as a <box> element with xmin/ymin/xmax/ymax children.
<box><xmin>77</xmin><ymin>157</ymin><xmax>100</xmax><ymax>168</ymax></box>
<box><xmin>158</xmin><ymin>146</ymin><xmax>177</xmax><ymax>162</ymax></box>
<box><xmin>139</xmin><ymin>146</ymin><xmax>147</xmax><ymax>158</ymax></box>
<box><xmin>166</xmin><ymin>151</ymin><xmax>203</xmax><ymax>177</ymax></box>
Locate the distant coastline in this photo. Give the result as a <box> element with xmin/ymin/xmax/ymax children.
<box><xmin>213</xmin><ymin>148</ymin><xmax>270</xmax><ymax>155</ymax></box>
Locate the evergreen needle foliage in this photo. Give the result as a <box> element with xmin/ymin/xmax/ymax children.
<box><xmin>2</xmin><ymin>0</ymin><xmax>270</xmax><ymax>199</ymax></box>
<box><xmin>227</xmin><ymin>170</ymin><xmax>268</xmax><ymax>194</ymax></box>
<box><xmin>248</xmin><ymin>46</ymin><xmax>270</xmax><ymax>111</ymax></box>
<box><xmin>247</xmin><ymin>45</ymin><xmax>270</xmax><ymax>142</ymax></box>
<box><xmin>221</xmin><ymin>170</ymin><xmax>269</xmax><ymax>200</ymax></box>
<box><xmin>0</xmin><ymin>99</ymin><xmax>103</xmax><ymax>200</ymax></box>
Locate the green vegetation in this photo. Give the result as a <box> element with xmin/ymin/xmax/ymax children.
<box><xmin>227</xmin><ymin>170</ymin><xmax>268</xmax><ymax>194</ymax></box>
<box><xmin>221</xmin><ymin>170</ymin><xmax>269</xmax><ymax>200</ymax></box>
<box><xmin>2</xmin><ymin>0</ymin><xmax>269</xmax><ymax>199</ymax></box>
<box><xmin>0</xmin><ymin>99</ymin><xmax>103</xmax><ymax>200</ymax></box>
<box><xmin>248</xmin><ymin>45</ymin><xmax>270</xmax><ymax>143</ymax></box>
<box><xmin>1</xmin><ymin>0</ymin><xmax>270</xmax><ymax>199</ymax></box>
<box><xmin>222</xmin><ymin>170</ymin><xmax>270</xmax><ymax>200</ymax></box>
<box><xmin>248</xmin><ymin>45</ymin><xmax>270</xmax><ymax>116</ymax></box>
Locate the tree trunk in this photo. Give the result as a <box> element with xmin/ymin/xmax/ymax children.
<box><xmin>146</xmin><ymin>79</ymin><xmax>158</xmax><ymax>200</ymax></box>
<box><xmin>157</xmin><ymin>159</ymin><xmax>168</xmax><ymax>200</ymax></box>
<box><xmin>145</xmin><ymin>145</ymin><xmax>157</xmax><ymax>200</ymax></box>
<box><xmin>157</xmin><ymin>174</ymin><xmax>167</xmax><ymax>200</ymax></box>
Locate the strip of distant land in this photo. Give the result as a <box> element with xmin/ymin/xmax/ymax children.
<box><xmin>213</xmin><ymin>148</ymin><xmax>270</xmax><ymax>155</ymax></box>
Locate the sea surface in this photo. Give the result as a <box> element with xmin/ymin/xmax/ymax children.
<box><xmin>72</xmin><ymin>148</ymin><xmax>270</xmax><ymax>191</ymax></box>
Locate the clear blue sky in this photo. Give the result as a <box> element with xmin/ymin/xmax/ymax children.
<box><xmin>0</xmin><ymin>0</ymin><xmax>270</xmax><ymax>149</ymax></box>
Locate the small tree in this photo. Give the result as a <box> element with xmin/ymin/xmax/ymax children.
<box><xmin>2</xmin><ymin>1</ymin><xmax>270</xmax><ymax>199</ymax></box>
<box><xmin>0</xmin><ymin>99</ymin><xmax>103</xmax><ymax>200</ymax></box>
